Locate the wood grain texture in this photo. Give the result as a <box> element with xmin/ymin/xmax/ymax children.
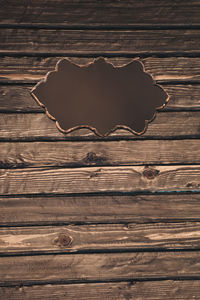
<box><xmin>1</xmin><ymin>222</ymin><xmax>200</xmax><ymax>254</ymax></box>
<box><xmin>1</xmin><ymin>57</ymin><xmax>200</xmax><ymax>83</ymax></box>
<box><xmin>1</xmin><ymin>0</ymin><xmax>200</xmax><ymax>296</ymax></box>
<box><xmin>0</xmin><ymin>165</ymin><xmax>200</xmax><ymax>195</ymax></box>
<box><xmin>1</xmin><ymin>0</ymin><xmax>200</xmax><ymax>27</ymax></box>
<box><xmin>1</xmin><ymin>111</ymin><xmax>200</xmax><ymax>140</ymax></box>
<box><xmin>0</xmin><ymin>251</ymin><xmax>200</xmax><ymax>284</ymax></box>
<box><xmin>1</xmin><ymin>84</ymin><xmax>200</xmax><ymax>113</ymax></box>
<box><xmin>1</xmin><ymin>29</ymin><xmax>200</xmax><ymax>54</ymax></box>
<box><xmin>1</xmin><ymin>194</ymin><xmax>200</xmax><ymax>226</ymax></box>
<box><xmin>1</xmin><ymin>281</ymin><xmax>200</xmax><ymax>300</ymax></box>
<box><xmin>1</xmin><ymin>139</ymin><xmax>200</xmax><ymax>169</ymax></box>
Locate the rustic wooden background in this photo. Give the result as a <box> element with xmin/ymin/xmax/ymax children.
<box><xmin>0</xmin><ymin>1</ymin><xmax>200</xmax><ymax>299</ymax></box>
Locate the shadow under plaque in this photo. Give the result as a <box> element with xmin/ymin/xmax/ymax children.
<box><xmin>31</xmin><ymin>58</ymin><xmax>169</xmax><ymax>137</ymax></box>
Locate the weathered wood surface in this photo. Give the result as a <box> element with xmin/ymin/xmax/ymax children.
<box><xmin>1</xmin><ymin>281</ymin><xmax>200</xmax><ymax>300</ymax></box>
<box><xmin>1</xmin><ymin>112</ymin><xmax>200</xmax><ymax>140</ymax></box>
<box><xmin>1</xmin><ymin>85</ymin><xmax>200</xmax><ymax>112</ymax></box>
<box><xmin>1</xmin><ymin>57</ymin><xmax>200</xmax><ymax>83</ymax></box>
<box><xmin>1</xmin><ymin>194</ymin><xmax>200</xmax><ymax>226</ymax></box>
<box><xmin>0</xmin><ymin>251</ymin><xmax>200</xmax><ymax>284</ymax></box>
<box><xmin>0</xmin><ymin>165</ymin><xmax>200</xmax><ymax>195</ymax></box>
<box><xmin>1</xmin><ymin>222</ymin><xmax>200</xmax><ymax>254</ymax></box>
<box><xmin>1</xmin><ymin>29</ymin><xmax>200</xmax><ymax>55</ymax></box>
<box><xmin>1</xmin><ymin>1</ymin><xmax>200</xmax><ymax>296</ymax></box>
<box><xmin>1</xmin><ymin>0</ymin><xmax>200</xmax><ymax>27</ymax></box>
<box><xmin>1</xmin><ymin>140</ymin><xmax>200</xmax><ymax>169</ymax></box>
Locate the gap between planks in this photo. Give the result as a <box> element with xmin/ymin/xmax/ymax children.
<box><xmin>2</xmin><ymin>24</ymin><xmax>200</xmax><ymax>30</ymax></box>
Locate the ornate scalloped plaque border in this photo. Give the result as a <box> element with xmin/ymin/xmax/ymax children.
<box><xmin>31</xmin><ymin>58</ymin><xmax>169</xmax><ymax>137</ymax></box>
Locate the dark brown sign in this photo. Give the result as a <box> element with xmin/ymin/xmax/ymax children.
<box><xmin>31</xmin><ymin>58</ymin><xmax>169</xmax><ymax>137</ymax></box>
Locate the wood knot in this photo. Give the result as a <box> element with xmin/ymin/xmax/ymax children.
<box><xmin>54</xmin><ymin>233</ymin><xmax>73</xmax><ymax>248</ymax></box>
<box><xmin>142</xmin><ymin>167</ymin><xmax>159</xmax><ymax>180</ymax></box>
<box><xmin>84</xmin><ymin>152</ymin><xmax>106</xmax><ymax>164</ymax></box>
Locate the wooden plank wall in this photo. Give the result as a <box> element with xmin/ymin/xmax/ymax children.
<box><xmin>0</xmin><ymin>1</ymin><xmax>200</xmax><ymax>299</ymax></box>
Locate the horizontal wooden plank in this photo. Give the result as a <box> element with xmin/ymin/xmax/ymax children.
<box><xmin>1</xmin><ymin>57</ymin><xmax>200</xmax><ymax>83</ymax></box>
<box><xmin>1</xmin><ymin>84</ymin><xmax>200</xmax><ymax>113</ymax></box>
<box><xmin>1</xmin><ymin>111</ymin><xmax>200</xmax><ymax>140</ymax></box>
<box><xmin>1</xmin><ymin>139</ymin><xmax>200</xmax><ymax>169</ymax></box>
<box><xmin>1</xmin><ymin>194</ymin><xmax>200</xmax><ymax>226</ymax></box>
<box><xmin>0</xmin><ymin>251</ymin><xmax>200</xmax><ymax>284</ymax></box>
<box><xmin>1</xmin><ymin>0</ymin><xmax>200</xmax><ymax>27</ymax></box>
<box><xmin>1</xmin><ymin>281</ymin><xmax>200</xmax><ymax>300</ymax></box>
<box><xmin>0</xmin><ymin>165</ymin><xmax>200</xmax><ymax>195</ymax></box>
<box><xmin>1</xmin><ymin>222</ymin><xmax>200</xmax><ymax>254</ymax></box>
<box><xmin>164</xmin><ymin>85</ymin><xmax>200</xmax><ymax>110</ymax></box>
<box><xmin>1</xmin><ymin>29</ymin><xmax>200</xmax><ymax>55</ymax></box>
